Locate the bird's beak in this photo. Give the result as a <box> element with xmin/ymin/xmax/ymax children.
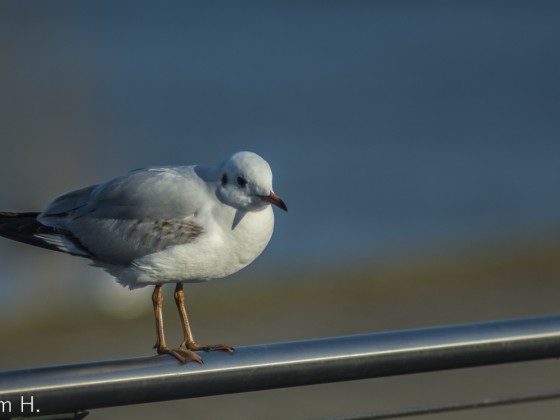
<box><xmin>260</xmin><ymin>192</ymin><xmax>288</xmax><ymax>212</ymax></box>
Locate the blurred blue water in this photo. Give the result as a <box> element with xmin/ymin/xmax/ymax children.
<box><xmin>0</xmin><ymin>0</ymin><xmax>559</xmax><ymax>269</ymax></box>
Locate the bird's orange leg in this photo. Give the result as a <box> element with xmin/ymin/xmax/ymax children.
<box><xmin>174</xmin><ymin>282</ymin><xmax>234</xmax><ymax>353</ymax></box>
<box><xmin>152</xmin><ymin>285</ymin><xmax>202</xmax><ymax>364</ymax></box>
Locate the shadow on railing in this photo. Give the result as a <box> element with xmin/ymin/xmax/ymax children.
<box><xmin>2</xmin><ymin>315</ymin><xmax>560</xmax><ymax>419</ymax></box>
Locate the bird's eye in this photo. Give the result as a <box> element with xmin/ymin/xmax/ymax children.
<box><xmin>237</xmin><ymin>176</ymin><xmax>247</xmax><ymax>187</ymax></box>
<box><xmin>221</xmin><ymin>173</ymin><xmax>228</xmax><ymax>186</ymax></box>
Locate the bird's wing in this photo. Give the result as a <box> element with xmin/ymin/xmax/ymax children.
<box><xmin>0</xmin><ymin>212</ymin><xmax>93</xmax><ymax>257</ymax></box>
<box><xmin>37</xmin><ymin>167</ymin><xmax>215</xmax><ymax>264</ymax></box>
<box><xmin>41</xmin><ymin>167</ymin><xmax>207</xmax><ymax>220</ymax></box>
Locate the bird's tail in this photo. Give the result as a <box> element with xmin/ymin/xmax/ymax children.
<box><xmin>0</xmin><ymin>211</ymin><xmax>94</xmax><ymax>258</ymax></box>
<box><xmin>0</xmin><ymin>212</ymin><xmax>66</xmax><ymax>253</ymax></box>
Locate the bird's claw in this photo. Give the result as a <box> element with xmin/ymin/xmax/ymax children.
<box><xmin>181</xmin><ymin>341</ymin><xmax>234</xmax><ymax>353</ymax></box>
<box><xmin>156</xmin><ymin>341</ymin><xmax>234</xmax><ymax>364</ymax></box>
<box><xmin>156</xmin><ymin>346</ymin><xmax>203</xmax><ymax>364</ymax></box>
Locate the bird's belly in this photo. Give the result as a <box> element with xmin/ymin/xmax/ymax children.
<box><xmin>116</xmin><ymin>208</ymin><xmax>274</xmax><ymax>288</ymax></box>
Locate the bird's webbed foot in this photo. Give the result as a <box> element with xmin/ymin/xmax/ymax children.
<box><xmin>156</xmin><ymin>345</ymin><xmax>203</xmax><ymax>364</ymax></box>
<box><xmin>182</xmin><ymin>340</ymin><xmax>234</xmax><ymax>353</ymax></box>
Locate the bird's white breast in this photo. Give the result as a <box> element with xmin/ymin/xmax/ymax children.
<box><xmin>115</xmin><ymin>205</ymin><xmax>274</xmax><ymax>289</ymax></box>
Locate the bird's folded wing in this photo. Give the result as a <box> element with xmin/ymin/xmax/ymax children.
<box><xmin>37</xmin><ymin>167</ymin><xmax>212</xmax><ymax>264</ymax></box>
<box><xmin>41</xmin><ymin>167</ymin><xmax>208</xmax><ymax>221</ymax></box>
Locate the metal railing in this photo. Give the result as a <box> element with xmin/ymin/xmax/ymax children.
<box><xmin>2</xmin><ymin>314</ymin><xmax>560</xmax><ymax>419</ymax></box>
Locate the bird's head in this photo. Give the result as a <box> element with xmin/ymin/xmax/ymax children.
<box><xmin>217</xmin><ymin>151</ymin><xmax>287</xmax><ymax>212</ymax></box>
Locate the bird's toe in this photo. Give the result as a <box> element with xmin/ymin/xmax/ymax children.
<box><xmin>156</xmin><ymin>346</ymin><xmax>203</xmax><ymax>364</ymax></box>
<box><xmin>182</xmin><ymin>341</ymin><xmax>234</xmax><ymax>353</ymax></box>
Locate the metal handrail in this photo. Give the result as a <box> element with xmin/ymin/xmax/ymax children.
<box><xmin>2</xmin><ymin>314</ymin><xmax>560</xmax><ymax>418</ymax></box>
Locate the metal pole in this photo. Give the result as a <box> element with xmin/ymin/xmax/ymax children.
<box><xmin>2</xmin><ymin>315</ymin><xmax>560</xmax><ymax>418</ymax></box>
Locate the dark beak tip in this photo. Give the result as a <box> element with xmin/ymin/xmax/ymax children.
<box><xmin>262</xmin><ymin>193</ymin><xmax>288</xmax><ymax>212</ymax></box>
<box><xmin>278</xmin><ymin>200</ymin><xmax>288</xmax><ymax>212</ymax></box>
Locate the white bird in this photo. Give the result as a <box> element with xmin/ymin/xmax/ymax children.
<box><xmin>0</xmin><ymin>151</ymin><xmax>287</xmax><ymax>364</ymax></box>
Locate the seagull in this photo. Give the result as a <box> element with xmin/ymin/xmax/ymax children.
<box><xmin>0</xmin><ymin>151</ymin><xmax>287</xmax><ymax>364</ymax></box>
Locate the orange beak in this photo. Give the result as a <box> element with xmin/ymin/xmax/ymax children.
<box><xmin>260</xmin><ymin>192</ymin><xmax>288</xmax><ymax>212</ymax></box>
